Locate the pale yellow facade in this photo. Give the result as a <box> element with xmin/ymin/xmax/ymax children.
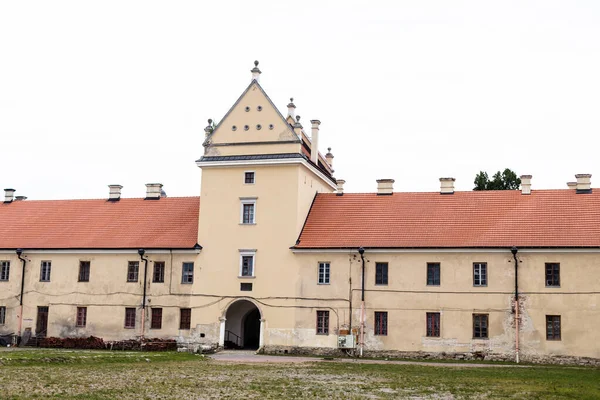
<box><xmin>0</xmin><ymin>65</ymin><xmax>598</xmax><ymax>363</ymax></box>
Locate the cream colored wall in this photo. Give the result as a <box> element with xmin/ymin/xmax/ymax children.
<box><xmin>205</xmin><ymin>142</ymin><xmax>301</xmax><ymax>157</ymax></box>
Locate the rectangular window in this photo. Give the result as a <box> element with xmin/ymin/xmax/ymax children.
<box><xmin>426</xmin><ymin>312</ymin><xmax>440</xmax><ymax>337</ymax></box>
<box><xmin>78</xmin><ymin>261</ymin><xmax>90</xmax><ymax>282</ymax></box>
<box><xmin>427</xmin><ymin>262</ymin><xmax>440</xmax><ymax>286</ymax></box>
<box><xmin>0</xmin><ymin>306</ymin><xmax>5</xmax><ymax>324</ymax></box>
<box><xmin>241</xmin><ymin>255</ymin><xmax>254</xmax><ymax>277</ymax></box>
<box><xmin>124</xmin><ymin>307</ymin><xmax>136</xmax><ymax>328</ymax></box>
<box><xmin>244</xmin><ymin>171</ymin><xmax>255</xmax><ymax>184</ymax></box>
<box><xmin>127</xmin><ymin>261</ymin><xmax>139</xmax><ymax>282</ymax></box>
<box><xmin>318</xmin><ymin>262</ymin><xmax>330</xmax><ymax>284</ymax></box>
<box><xmin>181</xmin><ymin>262</ymin><xmax>194</xmax><ymax>284</ymax></box>
<box><xmin>180</xmin><ymin>308</ymin><xmax>191</xmax><ymax>330</ymax></box>
<box><xmin>240</xmin><ymin>282</ymin><xmax>253</xmax><ymax>291</ymax></box>
<box><xmin>473</xmin><ymin>314</ymin><xmax>489</xmax><ymax>338</ymax></box>
<box><xmin>375</xmin><ymin>262</ymin><xmax>388</xmax><ymax>285</ymax></box>
<box><xmin>545</xmin><ymin>263</ymin><xmax>560</xmax><ymax>287</ymax></box>
<box><xmin>316</xmin><ymin>310</ymin><xmax>329</xmax><ymax>335</ymax></box>
<box><xmin>40</xmin><ymin>261</ymin><xmax>51</xmax><ymax>282</ymax></box>
<box><xmin>76</xmin><ymin>307</ymin><xmax>87</xmax><ymax>327</ymax></box>
<box><xmin>153</xmin><ymin>261</ymin><xmax>165</xmax><ymax>283</ymax></box>
<box><xmin>151</xmin><ymin>308</ymin><xmax>162</xmax><ymax>329</ymax></box>
<box><xmin>0</xmin><ymin>261</ymin><xmax>10</xmax><ymax>281</ymax></box>
<box><xmin>546</xmin><ymin>315</ymin><xmax>561</xmax><ymax>340</ymax></box>
<box><xmin>473</xmin><ymin>262</ymin><xmax>487</xmax><ymax>286</ymax></box>
<box><xmin>242</xmin><ymin>203</ymin><xmax>255</xmax><ymax>224</ymax></box>
<box><xmin>374</xmin><ymin>311</ymin><xmax>388</xmax><ymax>335</ymax></box>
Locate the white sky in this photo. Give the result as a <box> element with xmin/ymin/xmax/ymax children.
<box><xmin>1</xmin><ymin>1</ymin><xmax>599</xmax><ymax>199</ymax></box>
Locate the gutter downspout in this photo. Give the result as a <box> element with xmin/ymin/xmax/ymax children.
<box><xmin>16</xmin><ymin>249</ymin><xmax>26</xmax><ymax>338</ymax></box>
<box><xmin>358</xmin><ymin>247</ymin><xmax>365</xmax><ymax>357</ymax></box>
<box><xmin>511</xmin><ymin>246</ymin><xmax>519</xmax><ymax>364</ymax></box>
<box><xmin>138</xmin><ymin>249</ymin><xmax>149</xmax><ymax>340</ymax></box>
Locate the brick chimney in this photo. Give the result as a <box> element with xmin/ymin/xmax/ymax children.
<box><xmin>145</xmin><ymin>183</ymin><xmax>163</xmax><ymax>200</ymax></box>
<box><xmin>108</xmin><ymin>185</ymin><xmax>123</xmax><ymax>201</ymax></box>
<box><xmin>310</xmin><ymin>120</ymin><xmax>321</xmax><ymax>165</ymax></box>
<box><xmin>575</xmin><ymin>174</ymin><xmax>592</xmax><ymax>194</ymax></box>
<box><xmin>376</xmin><ymin>179</ymin><xmax>394</xmax><ymax>195</ymax></box>
<box><xmin>520</xmin><ymin>175</ymin><xmax>532</xmax><ymax>195</ymax></box>
<box><xmin>4</xmin><ymin>188</ymin><xmax>15</xmax><ymax>203</ymax></box>
<box><xmin>336</xmin><ymin>179</ymin><xmax>345</xmax><ymax>196</ymax></box>
<box><xmin>439</xmin><ymin>178</ymin><xmax>455</xmax><ymax>195</ymax></box>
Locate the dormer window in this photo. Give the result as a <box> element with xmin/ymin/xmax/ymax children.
<box><xmin>244</xmin><ymin>172</ymin><xmax>255</xmax><ymax>184</ymax></box>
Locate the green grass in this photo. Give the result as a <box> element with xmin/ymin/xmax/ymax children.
<box><xmin>0</xmin><ymin>349</ymin><xmax>598</xmax><ymax>399</ymax></box>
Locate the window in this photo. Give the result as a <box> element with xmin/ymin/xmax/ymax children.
<box><xmin>76</xmin><ymin>307</ymin><xmax>87</xmax><ymax>327</ymax></box>
<box><xmin>375</xmin><ymin>262</ymin><xmax>388</xmax><ymax>285</ymax></box>
<box><xmin>0</xmin><ymin>306</ymin><xmax>5</xmax><ymax>324</ymax></box>
<box><xmin>426</xmin><ymin>312</ymin><xmax>440</xmax><ymax>337</ymax></box>
<box><xmin>374</xmin><ymin>311</ymin><xmax>388</xmax><ymax>335</ymax></box>
<box><xmin>40</xmin><ymin>261</ymin><xmax>51</xmax><ymax>282</ymax></box>
<box><xmin>240</xmin><ymin>282</ymin><xmax>253</xmax><ymax>291</ymax></box>
<box><xmin>244</xmin><ymin>171</ymin><xmax>255</xmax><ymax>184</ymax></box>
<box><xmin>473</xmin><ymin>262</ymin><xmax>487</xmax><ymax>286</ymax></box>
<box><xmin>78</xmin><ymin>261</ymin><xmax>90</xmax><ymax>282</ymax></box>
<box><xmin>427</xmin><ymin>263</ymin><xmax>440</xmax><ymax>286</ymax></box>
<box><xmin>546</xmin><ymin>315</ymin><xmax>561</xmax><ymax>340</ymax></box>
<box><xmin>127</xmin><ymin>261</ymin><xmax>139</xmax><ymax>282</ymax></box>
<box><xmin>0</xmin><ymin>261</ymin><xmax>9</xmax><ymax>281</ymax></box>
<box><xmin>318</xmin><ymin>262</ymin><xmax>330</xmax><ymax>284</ymax></box>
<box><xmin>240</xmin><ymin>255</ymin><xmax>254</xmax><ymax>277</ymax></box>
<box><xmin>181</xmin><ymin>262</ymin><xmax>194</xmax><ymax>284</ymax></box>
<box><xmin>545</xmin><ymin>263</ymin><xmax>560</xmax><ymax>287</ymax></box>
<box><xmin>124</xmin><ymin>308</ymin><xmax>136</xmax><ymax>328</ymax></box>
<box><xmin>153</xmin><ymin>262</ymin><xmax>165</xmax><ymax>283</ymax></box>
<box><xmin>151</xmin><ymin>308</ymin><xmax>162</xmax><ymax>329</ymax></box>
<box><xmin>240</xmin><ymin>198</ymin><xmax>257</xmax><ymax>224</ymax></box>
<box><xmin>316</xmin><ymin>310</ymin><xmax>329</xmax><ymax>335</ymax></box>
<box><xmin>473</xmin><ymin>314</ymin><xmax>489</xmax><ymax>338</ymax></box>
<box><xmin>180</xmin><ymin>308</ymin><xmax>191</xmax><ymax>330</ymax></box>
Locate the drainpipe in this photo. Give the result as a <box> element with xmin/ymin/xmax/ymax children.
<box><xmin>511</xmin><ymin>246</ymin><xmax>520</xmax><ymax>364</ymax></box>
<box><xmin>138</xmin><ymin>249</ymin><xmax>149</xmax><ymax>340</ymax></box>
<box><xmin>358</xmin><ymin>247</ymin><xmax>365</xmax><ymax>357</ymax></box>
<box><xmin>16</xmin><ymin>249</ymin><xmax>26</xmax><ymax>338</ymax></box>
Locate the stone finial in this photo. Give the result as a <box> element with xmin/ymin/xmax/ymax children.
<box><xmin>287</xmin><ymin>98</ymin><xmax>296</xmax><ymax>118</ymax></box>
<box><xmin>251</xmin><ymin>60</ymin><xmax>261</xmax><ymax>81</ymax></box>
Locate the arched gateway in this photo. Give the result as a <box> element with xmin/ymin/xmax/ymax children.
<box><xmin>221</xmin><ymin>299</ymin><xmax>263</xmax><ymax>350</ymax></box>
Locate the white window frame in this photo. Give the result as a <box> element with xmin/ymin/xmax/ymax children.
<box><xmin>239</xmin><ymin>251</ymin><xmax>256</xmax><ymax>277</ymax></box>
<box><xmin>244</xmin><ymin>171</ymin><xmax>256</xmax><ymax>184</ymax></box>
<box><xmin>0</xmin><ymin>261</ymin><xmax>9</xmax><ymax>281</ymax></box>
<box><xmin>318</xmin><ymin>262</ymin><xmax>330</xmax><ymax>285</ymax></box>
<box><xmin>40</xmin><ymin>260</ymin><xmax>51</xmax><ymax>282</ymax></box>
<box><xmin>473</xmin><ymin>262</ymin><xmax>487</xmax><ymax>286</ymax></box>
<box><xmin>240</xmin><ymin>197</ymin><xmax>257</xmax><ymax>224</ymax></box>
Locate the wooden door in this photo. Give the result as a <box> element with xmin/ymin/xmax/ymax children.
<box><xmin>36</xmin><ymin>306</ymin><xmax>49</xmax><ymax>337</ymax></box>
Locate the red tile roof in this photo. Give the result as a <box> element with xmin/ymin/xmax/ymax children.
<box><xmin>0</xmin><ymin>197</ymin><xmax>200</xmax><ymax>249</ymax></box>
<box><xmin>296</xmin><ymin>190</ymin><xmax>600</xmax><ymax>248</ymax></box>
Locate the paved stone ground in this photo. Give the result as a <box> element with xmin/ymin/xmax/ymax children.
<box><xmin>210</xmin><ymin>350</ymin><xmax>528</xmax><ymax>368</ymax></box>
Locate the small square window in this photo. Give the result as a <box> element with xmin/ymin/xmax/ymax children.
<box><xmin>76</xmin><ymin>307</ymin><xmax>87</xmax><ymax>327</ymax></box>
<box><xmin>546</xmin><ymin>315</ymin><xmax>561</xmax><ymax>340</ymax></box>
<box><xmin>240</xmin><ymin>282</ymin><xmax>253</xmax><ymax>291</ymax></box>
<box><xmin>182</xmin><ymin>262</ymin><xmax>194</xmax><ymax>284</ymax></box>
<box><xmin>0</xmin><ymin>261</ymin><xmax>10</xmax><ymax>281</ymax></box>
<box><xmin>40</xmin><ymin>261</ymin><xmax>52</xmax><ymax>282</ymax></box>
<box><xmin>375</xmin><ymin>262</ymin><xmax>388</xmax><ymax>285</ymax></box>
<box><xmin>180</xmin><ymin>308</ymin><xmax>191</xmax><ymax>330</ymax></box>
<box><xmin>427</xmin><ymin>263</ymin><xmax>440</xmax><ymax>286</ymax></box>
<box><xmin>473</xmin><ymin>314</ymin><xmax>489</xmax><ymax>338</ymax></box>
<box><xmin>318</xmin><ymin>262</ymin><xmax>330</xmax><ymax>284</ymax></box>
<box><xmin>374</xmin><ymin>311</ymin><xmax>388</xmax><ymax>335</ymax></box>
<box><xmin>151</xmin><ymin>308</ymin><xmax>162</xmax><ymax>329</ymax></box>
<box><xmin>127</xmin><ymin>261</ymin><xmax>139</xmax><ymax>282</ymax></box>
<box><xmin>78</xmin><ymin>261</ymin><xmax>90</xmax><ymax>282</ymax></box>
<box><xmin>426</xmin><ymin>312</ymin><xmax>440</xmax><ymax>337</ymax></box>
<box><xmin>124</xmin><ymin>308</ymin><xmax>136</xmax><ymax>329</ymax></box>
<box><xmin>473</xmin><ymin>262</ymin><xmax>487</xmax><ymax>286</ymax></box>
<box><xmin>244</xmin><ymin>172</ymin><xmax>255</xmax><ymax>184</ymax></box>
<box><xmin>316</xmin><ymin>310</ymin><xmax>329</xmax><ymax>335</ymax></box>
<box><xmin>545</xmin><ymin>263</ymin><xmax>560</xmax><ymax>287</ymax></box>
<box><xmin>153</xmin><ymin>261</ymin><xmax>165</xmax><ymax>283</ymax></box>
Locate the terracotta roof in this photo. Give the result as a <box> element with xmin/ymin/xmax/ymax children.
<box><xmin>296</xmin><ymin>190</ymin><xmax>600</xmax><ymax>248</ymax></box>
<box><xmin>0</xmin><ymin>197</ymin><xmax>200</xmax><ymax>249</ymax></box>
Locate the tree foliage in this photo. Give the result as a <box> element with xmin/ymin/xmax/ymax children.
<box><xmin>473</xmin><ymin>168</ymin><xmax>521</xmax><ymax>190</ymax></box>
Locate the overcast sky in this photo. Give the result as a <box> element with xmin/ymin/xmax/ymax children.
<box><xmin>1</xmin><ymin>1</ymin><xmax>599</xmax><ymax>200</ymax></box>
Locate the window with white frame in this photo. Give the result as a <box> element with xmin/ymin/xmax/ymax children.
<box><xmin>318</xmin><ymin>262</ymin><xmax>330</xmax><ymax>284</ymax></box>
<box><xmin>181</xmin><ymin>262</ymin><xmax>194</xmax><ymax>284</ymax></box>
<box><xmin>240</xmin><ymin>252</ymin><xmax>255</xmax><ymax>277</ymax></box>
<box><xmin>473</xmin><ymin>262</ymin><xmax>487</xmax><ymax>286</ymax></box>
<box><xmin>40</xmin><ymin>261</ymin><xmax>51</xmax><ymax>282</ymax></box>
<box><xmin>240</xmin><ymin>198</ymin><xmax>257</xmax><ymax>224</ymax></box>
<box><xmin>0</xmin><ymin>261</ymin><xmax>9</xmax><ymax>281</ymax></box>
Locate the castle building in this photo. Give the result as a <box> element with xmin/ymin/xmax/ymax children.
<box><xmin>1</xmin><ymin>62</ymin><xmax>599</xmax><ymax>363</ymax></box>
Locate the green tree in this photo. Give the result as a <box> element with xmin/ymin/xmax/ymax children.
<box><xmin>473</xmin><ymin>168</ymin><xmax>521</xmax><ymax>190</ymax></box>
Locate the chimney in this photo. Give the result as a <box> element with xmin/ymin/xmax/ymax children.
<box><xmin>4</xmin><ymin>188</ymin><xmax>15</xmax><ymax>203</ymax></box>
<box><xmin>310</xmin><ymin>120</ymin><xmax>320</xmax><ymax>165</ymax></box>
<box><xmin>145</xmin><ymin>183</ymin><xmax>163</xmax><ymax>200</ymax></box>
<box><xmin>376</xmin><ymin>179</ymin><xmax>394</xmax><ymax>195</ymax></box>
<box><xmin>567</xmin><ymin>182</ymin><xmax>577</xmax><ymax>190</ymax></box>
<box><xmin>439</xmin><ymin>178</ymin><xmax>455</xmax><ymax>195</ymax></box>
<box><xmin>575</xmin><ymin>174</ymin><xmax>592</xmax><ymax>194</ymax></box>
<box><xmin>325</xmin><ymin>148</ymin><xmax>334</xmax><ymax>169</ymax></box>
<box><xmin>250</xmin><ymin>60</ymin><xmax>261</xmax><ymax>82</ymax></box>
<box><xmin>14</xmin><ymin>196</ymin><xmax>27</xmax><ymax>201</ymax></box>
<box><xmin>108</xmin><ymin>184</ymin><xmax>123</xmax><ymax>201</ymax></box>
<box><xmin>520</xmin><ymin>175</ymin><xmax>532</xmax><ymax>195</ymax></box>
<box><xmin>336</xmin><ymin>179</ymin><xmax>345</xmax><ymax>196</ymax></box>
<box><xmin>287</xmin><ymin>98</ymin><xmax>296</xmax><ymax>119</ymax></box>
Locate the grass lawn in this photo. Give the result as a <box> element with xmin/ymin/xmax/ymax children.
<box><xmin>0</xmin><ymin>349</ymin><xmax>598</xmax><ymax>399</ymax></box>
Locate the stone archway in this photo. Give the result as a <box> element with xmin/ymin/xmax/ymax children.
<box><xmin>222</xmin><ymin>299</ymin><xmax>262</xmax><ymax>350</ymax></box>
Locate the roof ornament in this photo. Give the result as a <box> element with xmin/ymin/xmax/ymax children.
<box><xmin>293</xmin><ymin>114</ymin><xmax>302</xmax><ymax>129</ymax></box>
<box><xmin>204</xmin><ymin>119</ymin><xmax>213</xmax><ymax>137</ymax></box>
<box><xmin>287</xmin><ymin>97</ymin><xmax>296</xmax><ymax>118</ymax></box>
<box><xmin>251</xmin><ymin>60</ymin><xmax>262</xmax><ymax>82</ymax></box>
